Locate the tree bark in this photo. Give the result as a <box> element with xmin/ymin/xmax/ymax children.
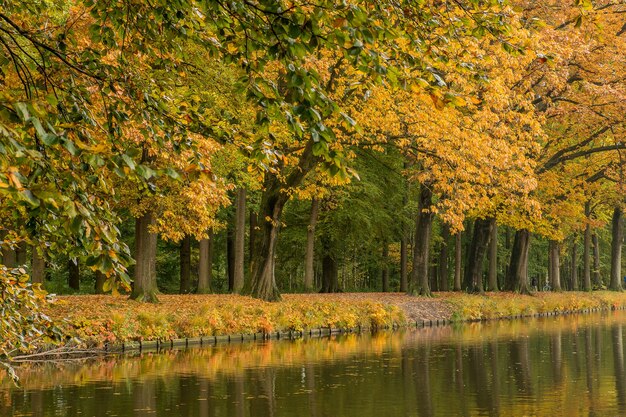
<box><xmin>505</xmin><ymin>228</ymin><xmax>512</xmax><ymax>250</ymax></box>
<box><xmin>243</xmin><ymin>142</ymin><xmax>317</xmax><ymax>301</ymax></box>
<box><xmin>454</xmin><ymin>232</ymin><xmax>462</xmax><ymax>291</ymax></box>
<box><xmin>382</xmin><ymin>241</ymin><xmax>389</xmax><ymax>292</ymax></box>
<box><xmin>549</xmin><ymin>240</ymin><xmax>562</xmax><ymax>291</ymax></box>
<box><xmin>320</xmin><ymin>244</ymin><xmax>339</xmax><ymax>293</ymax></box>
<box><xmin>408</xmin><ymin>185</ymin><xmax>433</xmax><ymax>296</ymax></box>
<box><xmin>506</xmin><ymin>229</ymin><xmax>531</xmax><ymax>294</ymax></box>
<box><xmin>31</xmin><ymin>247</ymin><xmax>45</xmax><ymax>285</ymax></box>
<box><xmin>464</xmin><ymin>218</ymin><xmax>493</xmax><ymax>293</ymax></box>
<box><xmin>439</xmin><ymin>225</ymin><xmax>450</xmax><ymax>291</ymax></box>
<box><xmin>249</xmin><ymin>210</ymin><xmax>258</xmax><ymax>268</ymax></box>
<box><xmin>1</xmin><ymin>242</ymin><xmax>16</xmax><ymax>268</ymax></box>
<box><xmin>487</xmin><ymin>219</ymin><xmax>498</xmax><ymax>292</ymax></box>
<box><xmin>592</xmin><ymin>232</ymin><xmax>602</xmax><ymax>288</ymax></box>
<box><xmin>400</xmin><ymin>166</ymin><xmax>409</xmax><ymax>293</ymax></box>
<box><xmin>610</xmin><ymin>207</ymin><xmax>624</xmax><ymax>291</ymax></box>
<box><xmin>571</xmin><ymin>236</ymin><xmax>579</xmax><ymax>291</ymax></box>
<box><xmin>95</xmin><ymin>270</ymin><xmax>106</xmax><ymax>294</ymax></box>
<box><xmin>304</xmin><ymin>198</ymin><xmax>319</xmax><ymax>292</ymax></box>
<box><xmin>233</xmin><ymin>188</ymin><xmax>246</xmax><ymax>293</ymax></box>
<box><xmin>430</xmin><ymin>256</ymin><xmax>438</xmax><ymax>292</ymax></box>
<box><xmin>68</xmin><ymin>258</ymin><xmax>80</xmax><ymax>291</ymax></box>
<box><xmin>15</xmin><ymin>241</ymin><xmax>27</xmax><ymax>266</ymax></box>
<box><xmin>197</xmin><ymin>233</ymin><xmax>213</xmax><ymax>294</ymax></box>
<box><xmin>130</xmin><ymin>211</ymin><xmax>159</xmax><ymax>302</ymax></box>
<box><xmin>179</xmin><ymin>235</ymin><xmax>191</xmax><ymax>294</ymax></box>
<box><xmin>227</xmin><ymin>225</ymin><xmax>235</xmax><ymax>292</ymax></box>
<box><xmin>400</xmin><ymin>233</ymin><xmax>408</xmax><ymax>293</ymax></box>
<box><xmin>583</xmin><ymin>202</ymin><xmax>592</xmax><ymax>291</ymax></box>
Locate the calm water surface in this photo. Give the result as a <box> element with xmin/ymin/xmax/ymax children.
<box><xmin>3</xmin><ymin>311</ymin><xmax>626</xmax><ymax>416</ymax></box>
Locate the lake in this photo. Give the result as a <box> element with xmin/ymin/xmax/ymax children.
<box><xmin>3</xmin><ymin>310</ymin><xmax>626</xmax><ymax>416</ymax></box>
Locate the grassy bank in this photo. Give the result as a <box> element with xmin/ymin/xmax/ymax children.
<box><xmin>44</xmin><ymin>291</ymin><xmax>626</xmax><ymax>347</ymax></box>
<box><xmin>47</xmin><ymin>294</ymin><xmax>406</xmax><ymax>347</ymax></box>
<box><xmin>444</xmin><ymin>291</ymin><xmax>626</xmax><ymax>321</ymax></box>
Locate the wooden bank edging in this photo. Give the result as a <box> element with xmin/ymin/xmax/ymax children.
<box><xmin>101</xmin><ymin>304</ymin><xmax>626</xmax><ymax>354</ymax></box>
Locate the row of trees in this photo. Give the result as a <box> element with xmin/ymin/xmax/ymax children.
<box><xmin>1</xmin><ymin>0</ymin><xmax>625</xmax><ymax>301</ymax></box>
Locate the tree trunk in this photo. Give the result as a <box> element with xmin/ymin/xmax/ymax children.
<box><xmin>31</xmin><ymin>247</ymin><xmax>45</xmax><ymax>285</ymax></box>
<box><xmin>408</xmin><ymin>185</ymin><xmax>433</xmax><ymax>296</ymax></box>
<box><xmin>610</xmin><ymin>207</ymin><xmax>624</xmax><ymax>291</ymax></box>
<box><xmin>583</xmin><ymin>202</ymin><xmax>592</xmax><ymax>291</ymax></box>
<box><xmin>179</xmin><ymin>235</ymin><xmax>191</xmax><ymax>294</ymax></box>
<box><xmin>400</xmin><ymin>233</ymin><xmax>408</xmax><ymax>293</ymax></box>
<box><xmin>320</xmin><ymin>252</ymin><xmax>339</xmax><ymax>293</ymax></box>
<box><xmin>243</xmin><ymin>183</ymin><xmax>282</xmax><ymax>300</ymax></box>
<box><xmin>400</xmin><ymin>167</ymin><xmax>409</xmax><ymax>293</ymax></box>
<box><xmin>15</xmin><ymin>241</ymin><xmax>27</xmax><ymax>266</ymax></box>
<box><xmin>464</xmin><ymin>218</ymin><xmax>493</xmax><ymax>293</ymax></box>
<box><xmin>454</xmin><ymin>232</ymin><xmax>462</xmax><ymax>291</ymax></box>
<box><xmin>549</xmin><ymin>240</ymin><xmax>562</xmax><ymax>291</ymax></box>
<box><xmin>487</xmin><ymin>219</ymin><xmax>498</xmax><ymax>292</ymax></box>
<box><xmin>571</xmin><ymin>236</ymin><xmax>579</xmax><ymax>291</ymax></box>
<box><xmin>130</xmin><ymin>211</ymin><xmax>159</xmax><ymax>302</ymax></box>
<box><xmin>382</xmin><ymin>241</ymin><xmax>389</xmax><ymax>292</ymax></box>
<box><xmin>249</xmin><ymin>210</ymin><xmax>258</xmax><ymax>268</ymax></box>
<box><xmin>430</xmin><ymin>256</ymin><xmax>438</xmax><ymax>292</ymax></box>
<box><xmin>68</xmin><ymin>258</ymin><xmax>80</xmax><ymax>291</ymax></box>
<box><xmin>304</xmin><ymin>198</ymin><xmax>319</xmax><ymax>292</ymax></box>
<box><xmin>1</xmin><ymin>243</ymin><xmax>16</xmax><ymax>268</ymax></box>
<box><xmin>243</xmin><ymin>141</ymin><xmax>317</xmax><ymax>301</ymax></box>
<box><xmin>592</xmin><ymin>232</ymin><xmax>602</xmax><ymax>288</ymax></box>
<box><xmin>197</xmin><ymin>234</ymin><xmax>213</xmax><ymax>294</ymax></box>
<box><xmin>95</xmin><ymin>270</ymin><xmax>106</xmax><ymax>294</ymax></box>
<box><xmin>227</xmin><ymin>225</ymin><xmax>235</xmax><ymax>291</ymax></box>
<box><xmin>439</xmin><ymin>225</ymin><xmax>450</xmax><ymax>291</ymax></box>
<box><xmin>505</xmin><ymin>228</ymin><xmax>512</xmax><ymax>250</ymax></box>
<box><xmin>233</xmin><ymin>188</ymin><xmax>246</xmax><ymax>293</ymax></box>
<box><xmin>506</xmin><ymin>229</ymin><xmax>531</xmax><ymax>294</ymax></box>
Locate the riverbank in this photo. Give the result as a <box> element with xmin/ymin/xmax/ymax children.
<box><xmin>44</xmin><ymin>291</ymin><xmax>626</xmax><ymax>348</ymax></box>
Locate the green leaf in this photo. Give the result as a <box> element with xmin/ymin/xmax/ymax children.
<box><xmin>121</xmin><ymin>154</ymin><xmax>136</xmax><ymax>170</ymax></box>
<box><xmin>20</xmin><ymin>190</ymin><xmax>40</xmax><ymax>208</ymax></box>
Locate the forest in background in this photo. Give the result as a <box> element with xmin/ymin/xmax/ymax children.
<box><xmin>1</xmin><ymin>0</ymin><xmax>625</xmax><ymax>310</ymax></box>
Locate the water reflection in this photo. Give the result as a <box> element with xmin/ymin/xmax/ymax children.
<box><xmin>4</xmin><ymin>312</ymin><xmax>626</xmax><ymax>416</ymax></box>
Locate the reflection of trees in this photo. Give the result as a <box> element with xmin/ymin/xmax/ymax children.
<box><xmin>226</xmin><ymin>376</ymin><xmax>246</xmax><ymax>417</ymax></box>
<box><xmin>571</xmin><ymin>328</ymin><xmax>582</xmax><ymax>380</ymax></box>
<box><xmin>595</xmin><ymin>326</ymin><xmax>603</xmax><ymax>368</ymax></box>
<box><xmin>469</xmin><ymin>343</ymin><xmax>491</xmax><ymax>414</ymax></box>
<box><xmin>246</xmin><ymin>368</ymin><xmax>277</xmax><ymax>417</ymax></box>
<box><xmin>30</xmin><ymin>390</ymin><xmax>43</xmax><ymax>417</ymax></box>
<box><xmin>584</xmin><ymin>326</ymin><xmax>604</xmax><ymax>416</ymax></box>
<box><xmin>584</xmin><ymin>327</ymin><xmax>595</xmax><ymax>401</ymax></box>
<box><xmin>551</xmin><ymin>328</ymin><xmax>562</xmax><ymax>385</ymax></box>
<box><xmin>178</xmin><ymin>375</ymin><xmax>198</xmax><ymax>416</ymax></box>
<box><xmin>612</xmin><ymin>324</ymin><xmax>626</xmax><ymax>413</ymax></box>
<box><xmin>198</xmin><ymin>378</ymin><xmax>211</xmax><ymax>417</ymax></box>
<box><xmin>454</xmin><ymin>344</ymin><xmax>469</xmax><ymax>417</ymax></box>
<box><xmin>509</xmin><ymin>338</ymin><xmax>532</xmax><ymax>397</ymax></box>
<box><xmin>401</xmin><ymin>348</ymin><xmax>413</xmax><ymax>417</ymax></box>
<box><xmin>133</xmin><ymin>377</ymin><xmax>156</xmax><ymax>416</ymax></box>
<box><xmin>260</xmin><ymin>369</ymin><xmax>276</xmax><ymax>417</ymax></box>
<box><xmin>413</xmin><ymin>343</ymin><xmax>433</xmax><ymax>417</ymax></box>
<box><xmin>305</xmin><ymin>365</ymin><xmax>319</xmax><ymax>417</ymax></box>
<box><xmin>488</xmin><ymin>340</ymin><xmax>500</xmax><ymax>416</ymax></box>
<box><xmin>12</xmin><ymin>313</ymin><xmax>626</xmax><ymax>416</ymax></box>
